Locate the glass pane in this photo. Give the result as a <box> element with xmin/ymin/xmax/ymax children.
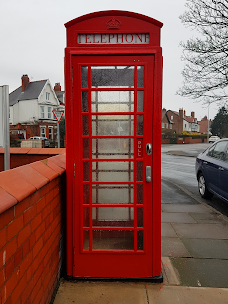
<box><xmin>92</xmin><ymin>207</ymin><xmax>134</xmax><ymax>225</ymax></box>
<box><xmin>91</xmin><ymin>91</ymin><xmax>134</xmax><ymax>112</ymax></box>
<box><xmin>137</xmin><ymin>115</ymin><xmax>143</xmax><ymax>135</ymax></box>
<box><xmin>83</xmin><ymin>138</ymin><xmax>89</xmax><ymax>158</ymax></box>
<box><xmin>212</xmin><ymin>141</ymin><xmax>228</xmax><ymax>159</ymax></box>
<box><xmin>92</xmin><ymin>184</ymin><xmax>134</xmax><ymax>204</ymax></box>
<box><xmin>83</xmin><ymin>184</ymin><xmax>90</xmax><ymax>204</ymax></box>
<box><xmin>83</xmin><ymin>207</ymin><xmax>90</xmax><ymax>227</ymax></box>
<box><xmin>81</xmin><ymin>66</ymin><xmax>88</xmax><ymax>88</ymax></box>
<box><xmin>82</xmin><ymin>115</ymin><xmax>89</xmax><ymax>135</ymax></box>
<box><xmin>83</xmin><ymin>162</ymin><xmax>89</xmax><ymax>181</ymax></box>
<box><xmin>92</xmin><ymin>230</ymin><xmax>134</xmax><ymax>250</ymax></box>
<box><xmin>92</xmin><ymin>115</ymin><xmax>134</xmax><ymax>136</ymax></box>
<box><xmin>137</xmin><ymin>91</ymin><xmax>144</xmax><ymax>112</ymax></box>
<box><xmin>83</xmin><ymin>230</ymin><xmax>89</xmax><ymax>250</ymax></box>
<box><xmin>137</xmin><ymin>208</ymin><xmax>143</xmax><ymax>227</ymax></box>
<box><xmin>82</xmin><ymin>91</ymin><xmax>88</xmax><ymax>112</ymax></box>
<box><xmin>92</xmin><ymin>161</ymin><xmax>133</xmax><ymax>182</ymax></box>
<box><xmin>91</xmin><ymin>66</ymin><xmax>134</xmax><ymax>88</ymax></box>
<box><xmin>137</xmin><ymin>184</ymin><xmax>143</xmax><ymax>204</ymax></box>
<box><xmin>92</xmin><ymin>138</ymin><xmax>134</xmax><ymax>159</ymax></box>
<box><xmin>137</xmin><ymin>66</ymin><xmax>144</xmax><ymax>87</ymax></box>
<box><xmin>137</xmin><ymin>162</ymin><xmax>143</xmax><ymax>181</ymax></box>
<box><xmin>137</xmin><ymin>231</ymin><xmax>143</xmax><ymax>250</ymax></box>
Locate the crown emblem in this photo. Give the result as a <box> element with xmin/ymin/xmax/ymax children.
<box><xmin>106</xmin><ymin>18</ymin><xmax>121</xmax><ymax>29</ymax></box>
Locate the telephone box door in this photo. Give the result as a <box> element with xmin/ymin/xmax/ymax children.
<box><xmin>72</xmin><ymin>55</ymin><xmax>156</xmax><ymax>278</ymax></box>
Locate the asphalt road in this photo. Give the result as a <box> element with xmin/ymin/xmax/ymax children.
<box><xmin>161</xmin><ymin>143</ymin><xmax>228</xmax><ymax>217</ymax></box>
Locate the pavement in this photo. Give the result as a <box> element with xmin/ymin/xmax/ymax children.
<box><xmin>53</xmin><ymin>146</ymin><xmax>228</xmax><ymax>304</ymax></box>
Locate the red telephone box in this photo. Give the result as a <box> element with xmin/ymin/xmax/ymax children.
<box><xmin>65</xmin><ymin>10</ymin><xmax>163</xmax><ymax>279</ymax></box>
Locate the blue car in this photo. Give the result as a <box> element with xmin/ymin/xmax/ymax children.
<box><xmin>195</xmin><ymin>138</ymin><xmax>228</xmax><ymax>202</ymax></box>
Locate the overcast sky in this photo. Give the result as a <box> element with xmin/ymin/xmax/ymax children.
<box><xmin>0</xmin><ymin>0</ymin><xmax>219</xmax><ymax>120</ymax></box>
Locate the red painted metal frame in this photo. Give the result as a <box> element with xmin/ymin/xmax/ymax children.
<box><xmin>65</xmin><ymin>10</ymin><xmax>162</xmax><ymax>279</ymax></box>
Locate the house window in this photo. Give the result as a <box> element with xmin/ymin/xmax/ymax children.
<box><xmin>46</xmin><ymin>92</ymin><xmax>50</xmax><ymax>100</ymax></box>
<box><xmin>41</xmin><ymin>106</ymin><xmax>44</xmax><ymax>119</ymax></box>
<box><xmin>53</xmin><ymin>107</ymin><xmax>57</xmax><ymax>120</ymax></box>
<box><xmin>48</xmin><ymin>127</ymin><xmax>53</xmax><ymax>140</ymax></box>
<box><xmin>171</xmin><ymin>116</ymin><xmax>173</xmax><ymax>120</ymax></box>
<box><xmin>170</xmin><ymin>124</ymin><xmax>172</xmax><ymax>129</ymax></box>
<box><xmin>40</xmin><ymin>127</ymin><xmax>46</xmax><ymax>137</ymax></box>
<box><xmin>162</xmin><ymin>122</ymin><xmax>164</xmax><ymax>128</ymax></box>
<box><xmin>48</xmin><ymin>107</ymin><xmax>51</xmax><ymax>119</ymax></box>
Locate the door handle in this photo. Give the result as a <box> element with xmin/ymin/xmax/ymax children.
<box><xmin>146</xmin><ymin>166</ymin><xmax>151</xmax><ymax>182</ymax></box>
<box><xmin>146</xmin><ymin>143</ymin><xmax>152</xmax><ymax>155</ymax></box>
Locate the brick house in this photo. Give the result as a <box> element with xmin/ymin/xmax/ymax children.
<box><xmin>199</xmin><ymin>115</ymin><xmax>212</xmax><ymax>134</ymax></box>
<box><xmin>9</xmin><ymin>75</ymin><xmax>64</xmax><ymax>140</ymax></box>
<box><xmin>162</xmin><ymin>108</ymin><xmax>200</xmax><ymax>135</ymax></box>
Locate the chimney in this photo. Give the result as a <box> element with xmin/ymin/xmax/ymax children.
<box><xmin>191</xmin><ymin>111</ymin><xmax>195</xmax><ymax>118</ymax></box>
<box><xmin>21</xmin><ymin>75</ymin><xmax>29</xmax><ymax>92</ymax></box>
<box><xmin>179</xmin><ymin>108</ymin><xmax>183</xmax><ymax>118</ymax></box>
<box><xmin>184</xmin><ymin>110</ymin><xmax>186</xmax><ymax>117</ymax></box>
<box><xmin>54</xmin><ymin>83</ymin><xmax>61</xmax><ymax>92</ymax></box>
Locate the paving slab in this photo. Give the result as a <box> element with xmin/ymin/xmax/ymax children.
<box><xmin>161</xmin><ymin>237</ymin><xmax>191</xmax><ymax>257</ymax></box>
<box><xmin>172</xmin><ymin>223</ymin><xmax>228</xmax><ymax>239</ymax></box>
<box><xmin>146</xmin><ymin>284</ymin><xmax>228</xmax><ymax>304</ymax></box>
<box><xmin>54</xmin><ymin>281</ymin><xmax>148</xmax><ymax>304</ymax></box>
<box><xmin>162</xmin><ymin>212</ymin><xmax>197</xmax><ymax>223</ymax></box>
<box><xmin>162</xmin><ymin>204</ymin><xmax>210</xmax><ymax>213</ymax></box>
<box><xmin>161</xmin><ymin>180</ymin><xmax>198</xmax><ymax>205</ymax></box>
<box><xmin>170</xmin><ymin>257</ymin><xmax>228</xmax><ymax>288</ymax></box>
<box><xmin>189</xmin><ymin>212</ymin><xmax>221</xmax><ymax>224</ymax></box>
<box><xmin>161</xmin><ymin>223</ymin><xmax>178</xmax><ymax>238</ymax></box>
<box><xmin>181</xmin><ymin>238</ymin><xmax>228</xmax><ymax>259</ymax></box>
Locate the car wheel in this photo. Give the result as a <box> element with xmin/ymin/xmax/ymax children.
<box><xmin>198</xmin><ymin>173</ymin><xmax>213</xmax><ymax>199</ymax></box>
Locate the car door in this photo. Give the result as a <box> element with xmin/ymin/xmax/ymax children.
<box><xmin>204</xmin><ymin>141</ymin><xmax>228</xmax><ymax>194</ymax></box>
<box><xmin>218</xmin><ymin>141</ymin><xmax>228</xmax><ymax>201</ymax></box>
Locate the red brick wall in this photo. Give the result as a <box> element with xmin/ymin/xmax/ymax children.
<box><xmin>161</xmin><ymin>139</ymin><xmax>170</xmax><ymax>144</ymax></box>
<box><xmin>0</xmin><ymin>154</ymin><xmax>66</xmax><ymax>304</ymax></box>
<box><xmin>0</xmin><ymin>148</ymin><xmax>65</xmax><ymax>172</ymax></box>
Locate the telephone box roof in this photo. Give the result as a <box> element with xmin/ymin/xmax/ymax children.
<box><xmin>65</xmin><ymin>10</ymin><xmax>163</xmax><ymax>29</ymax></box>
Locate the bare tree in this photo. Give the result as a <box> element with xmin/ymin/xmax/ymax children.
<box><xmin>177</xmin><ymin>0</ymin><xmax>228</xmax><ymax>104</ymax></box>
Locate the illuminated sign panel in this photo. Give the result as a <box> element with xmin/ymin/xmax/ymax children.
<box><xmin>78</xmin><ymin>33</ymin><xmax>150</xmax><ymax>44</ymax></box>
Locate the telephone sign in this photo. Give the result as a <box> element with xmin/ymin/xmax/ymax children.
<box><xmin>65</xmin><ymin>10</ymin><xmax>163</xmax><ymax>280</ymax></box>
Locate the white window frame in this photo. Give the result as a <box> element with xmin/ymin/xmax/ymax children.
<box><xmin>40</xmin><ymin>106</ymin><xmax>45</xmax><ymax>119</ymax></box>
<box><xmin>48</xmin><ymin>126</ymin><xmax>53</xmax><ymax>140</ymax></box>
<box><xmin>40</xmin><ymin>126</ymin><xmax>46</xmax><ymax>138</ymax></box>
<box><xmin>46</xmin><ymin>92</ymin><xmax>50</xmax><ymax>100</ymax></box>
<box><xmin>48</xmin><ymin>107</ymin><xmax>52</xmax><ymax>119</ymax></box>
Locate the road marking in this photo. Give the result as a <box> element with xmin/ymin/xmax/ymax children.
<box><xmin>162</xmin><ymin>161</ymin><xmax>195</xmax><ymax>167</ymax></box>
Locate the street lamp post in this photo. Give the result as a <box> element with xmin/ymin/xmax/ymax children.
<box><xmin>207</xmin><ymin>103</ymin><xmax>210</xmax><ymax>143</ymax></box>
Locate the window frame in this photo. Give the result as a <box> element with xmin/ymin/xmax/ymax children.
<box><xmin>48</xmin><ymin>107</ymin><xmax>52</xmax><ymax>119</ymax></box>
<box><xmin>40</xmin><ymin>106</ymin><xmax>45</xmax><ymax>119</ymax></box>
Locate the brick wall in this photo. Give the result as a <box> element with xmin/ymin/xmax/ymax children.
<box><xmin>0</xmin><ymin>148</ymin><xmax>65</xmax><ymax>172</ymax></box>
<box><xmin>0</xmin><ymin>154</ymin><xmax>66</xmax><ymax>304</ymax></box>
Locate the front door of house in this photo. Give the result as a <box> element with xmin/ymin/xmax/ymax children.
<box><xmin>72</xmin><ymin>55</ymin><xmax>154</xmax><ymax>278</ymax></box>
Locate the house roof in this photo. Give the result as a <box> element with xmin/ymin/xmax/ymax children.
<box><xmin>9</xmin><ymin>80</ymin><xmax>47</xmax><ymax>106</ymax></box>
<box><xmin>55</xmin><ymin>91</ymin><xmax>64</xmax><ymax>105</ymax></box>
<box><xmin>184</xmin><ymin>116</ymin><xmax>198</xmax><ymax>124</ymax></box>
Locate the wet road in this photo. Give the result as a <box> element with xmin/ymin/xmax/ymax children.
<box><xmin>161</xmin><ymin>144</ymin><xmax>228</xmax><ymax>217</ymax></box>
